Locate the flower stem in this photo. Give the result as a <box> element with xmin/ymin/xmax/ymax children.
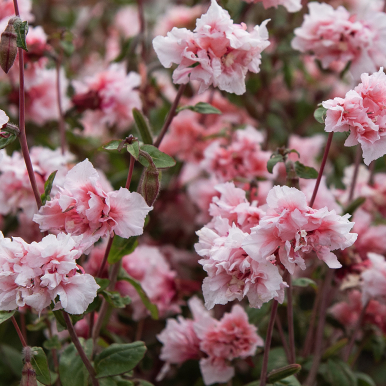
<box><xmin>275</xmin><ymin>313</ymin><xmax>290</xmax><ymax>362</ymax></box>
<box><xmin>12</xmin><ymin>0</ymin><xmax>42</xmax><ymax>210</ymax></box>
<box><xmin>348</xmin><ymin>146</ymin><xmax>361</xmax><ymax>203</ymax></box>
<box><xmin>309</xmin><ymin>132</ymin><xmax>334</xmax><ymax>207</ymax></box>
<box><xmin>55</xmin><ymin>51</ymin><xmax>66</xmax><ymax>155</ymax></box>
<box><xmin>11</xmin><ymin>316</ymin><xmax>27</xmax><ymax>347</ymax></box>
<box><xmin>286</xmin><ymin>275</ymin><xmax>296</xmax><ymax>364</ymax></box>
<box><xmin>153</xmin><ymin>84</ymin><xmax>186</xmax><ymax>148</ymax></box>
<box><xmin>63</xmin><ymin>312</ymin><xmax>99</xmax><ymax>386</ymax></box>
<box><xmin>260</xmin><ymin>300</ymin><xmax>279</xmax><ymax>386</ymax></box>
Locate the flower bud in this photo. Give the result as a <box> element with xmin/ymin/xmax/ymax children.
<box><xmin>20</xmin><ymin>347</ymin><xmax>38</xmax><ymax>386</ymax></box>
<box><xmin>141</xmin><ymin>167</ymin><xmax>160</xmax><ymax>206</ymax></box>
<box><xmin>0</xmin><ymin>17</ymin><xmax>20</xmax><ymax>74</ymax></box>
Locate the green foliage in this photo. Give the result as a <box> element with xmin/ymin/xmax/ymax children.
<box><xmin>30</xmin><ymin>346</ymin><xmax>54</xmax><ymax>385</ymax></box>
<box><xmin>321</xmin><ymin>359</ymin><xmax>357</xmax><ymax>386</ymax></box>
<box><xmin>94</xmin><ymin>342</ymin><xmax>146</xmax><ymax>378</ymax></box>
<box><xmin>267</xmin><ymin>154</ymin><xmax>284</xmax><ymax>173</ymax></box>
<box><xmin>314</xmin><ymin>106</ymin><xmax>328</xmax><ymax>124</ymax></box>
<box><xmin>344</xmin><ymin>196</ymin><xmax>366</xmax><ymax>216</ymax></box>
<box><xmin>138</xmin><ymin>144</ymin><xmax>176</xmax><ymax>169</ymax></box>
<box><xmin>0</xmin><ymin>134</ymin><xmax>17</xmax><ymax>149</ymax></box>
<box><xmin>322</xmin><ymin>338</ymin><xmax>348</xmax><ymax>360</ymax></box>
<box><xmin>13</xmin><ymin>19</ymin><xmax>29</xmax><ymax>51</ymax></box>
<box><xmin>267</xmin><ymin>364</ymin><xmax>301</xmax><ymax>383</ymax></box>
<box><xmin>0</xmin><ymin>310</ymin><xmax>15</xmax><ymax>324</ymax></box>
<box><xmin>127</xmin><ymin>141</ymin><xmax>140</xmax><ymax>160</ymax></box>
<box><xmin>101</xmin><ymin>290</ymin><xmax>131</xmax><ymax>308</ymax></box>
<box><xmin>355</xmin><ymin>372</ymin><xmax>376</xmax><ymax>386</ymax></box>
<box><xmin>177</xmin><ymin>102</ymin><xmax>222</xmax><ymax>115</ymax></box>
<box><xmin>292</xmin><ymin>278</ymin><xmax>317</xmax><ymax>290</ymax></box>
<box><xmin>133</xmin><ymin>108</ymin><xmax>153</xmax><ymax>145</ymax></box>
<box><xmin>43</xmin><ymin>335</ymin><xmax>61</xmax><ymax>350</ymax></box>
<box><xmin>103</xmin><ymin>140</ymin><xmax>122</xmax><ymax>151</ymax></box>
<box><xmin>108</xmin><ymin>236</ymin><xmax>138</xmax><ymax>264</ymax></box>
<box><xmin>294</xmin><ymin>161</ymin><xmax>318</xmax><ymax>179</ymax></box>
<box><xmin>40</xmin><ymin>170</ymin><xmax>57</xmax><ymax>205</ymax></box>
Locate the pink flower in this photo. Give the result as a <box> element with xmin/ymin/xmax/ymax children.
<box><xmin>322</xmin><ymin>68</ymin><xmax>386</xmax><ymax>165</ymax></box>
<box><xmin>242</xmin><ymin>186</ymin><xmax>357</xmax><ymax>274</ymax></box>
<box><xmin>33</xmin><ymin>159</ymin><xmax>152</xmax><ymax>251</ymax></box>
<box><xmin>117</xmin><ymin>245</ymin><xmax>180</xmax><ymax>320</ymax></box>
<box><xmin>0</xmin><ymin>147</ymin><xmax>74</xmax><ymax>219</ymax></box>
<box><xmin>153</xmin><ymin>0</ymin><xmax>270</xmax><ymax>95</ymax></box>
<box><xmin>0</xmin><ymin>109</ymin><xmax>9</xmax><ymax>128</ymax></box>
<box><xmin>0</xmin><ymin>0</ymin><xmax>34</xmax><ymax>22</ymax></box>
<box><xmin>292</xmin><ymin>3</ymin><xmax>386</xmax><ymax>80</ymax></box>
<box><xmin>361</xmin><ymin>253</ymin><xmax>386</xmax><ymax>305</ymax></box>
<box><xmin>113</xmin><ymin>5</ymin><xmax>140</xmax><ymax>38</ymax></box>
<box><xmin>200</xmin><ymin>126</ymin><xmax>271</xmax><ymax>181</ymax></box>
<box><xmin>288</xmin><ymin>134</ymin><xmax>325</xmax><ymax>169</ymax></box>
<box><xmin>243</xmin><ymin>0</ymin><xmax>302</xmax><ymax>13</ymax></box>
<box><xmin>196</xmin><ymin>218</ymin><xmax>287</xmax><ymax>309</ymax></box>
<box><xmin>72</xmin><ymin>64</ymin><xmax>142</xmax><ymax>138</ymax></box>
<box><xmin>0</xmin><ymin>232</ymin><xmax>99</xmax><ymax>314</ymax></box>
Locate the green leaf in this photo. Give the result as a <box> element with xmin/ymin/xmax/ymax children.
<box><xmin>127</xmin><ymin>141</ymin><xmax>140</xmax><ymax>160</ymax></box>
<box><xmin>0</xmin><ymin>344</ymin><xmax>23</xmax><ymax>377</ymax></box>
<box><xmin>13</xmin><ymin>19</ymin><xmax>29</xmax><ymax>51</ymax></box>
<box><xmin>94</xmin><ymin>342</ymin><xmax>147</xmax><ymax>379</ymax></box>
<box><xmin>132</xmin><ymin>380</ymin><xmax>154</xmax><ymax>386</ymax></box>
<box><xmin>0</xmin><ymin>310</ymin><xmax>15</xmax><ymax>324</ymax></box>
<box><xmin>95</xmin><ymin>278</ymin><xmax>110</xmax><ymax>293</ymax></box>
<box><xmin>294</xmin><ymin>161</ymin><xmax>318</xmax><ymax>179</ymax></box>
<box><xmin>267</xmin><ymin>365</ymin><xmax>301</xmax><ymax>383</ymax></box>
<box><xmin>108</xmin><ymin>236</ymin><xmax>138</xmax><ymax>264</ymax></box>
<box><xmin>53</xmin><ymin>310</ymin><xmax>67</xmax><ymax>331</ymax></box>
<box><xmin>101</xmin><ymin>290</ymin><xmax>131</xmax><ymax>308</ymax></box>
<box><xmin>30</xmin><ymin>347</ymin><xmax>52</xmax><ymax>385</ymax></box>
<box><xmin>133</xmin><ymin>108</ymin><xmax>153</xmax><ymax>145</ymax></box>
<box><xmin>0</xmin><ymin>134</ymin><xmax>17</xmax><ymax>149</ymax></box>
<box><xmin>43</xmin><ymin>335</ymin><xmax>61</xmax><ymax>350</ymax></box>
<box><xmin>355</xmin><ymin>372</ymin><xmax>376</xmax><ymax>386</ymax></box>
<box><xmin>322</xmin><ymin>338</ymin><xmax>348</xmax><ymax>360</ymax></box>
<box><xmin>292</xmin><ymin>278</ymin><xmax>317</xmax><ymax>290</ymax></box>
<box><xmin>325</xmin><ymin>359</ymin><xmax>356</xmax><ymax>386</ymax></box>
<box><xmin>138</xmin><ymin>144</ymin><xmax>176</xmax><ymax>169</ymax></box>
<box><xmin>59</xmin><ymin>339</ymin><xmax>93</xmax><ymax>386</ymax></box>
<box><xmin>314</xmin><ymin>106</ymin><xmax>327</xmax><ymax>124</ymax></box>
<box><xmin>60</xmin><ymin>40</ymin><xmax>74</xmax><ymax>56</ymax></box>
<box><xmin>267</xmin><ymin>154</ymin><xmax>284</xmax><ymax>173</ymax></box>
<box><xmin>274</xmin><ymin>375</ymin><xmax>302</xmax><ymax>386</ymax></box>
<box><xmin>118</xmin><ymin>268</ymin><xmax>158</xmax><ymax>319</ymax></box>
<box><xmin>177</xmin><ymin>102</ymin><xmax>222</xmax><ymax>115</ymax></box>
<box><xmin>103</xmin><ymin>140</ymin><xmax>122</xmax><ymax>151</ymax></box>
<box><xmin>343</xmin><ymin>196</ymin><xmax>365</xmax><ymax>216</ymax></box>
<box><xmin>41</xmin><ymin>170</ymin><xmax>57</xmax><ymax>205</ymax></box>
<box><xmin>27</xmin><ymin>319</ymin><xmax>47</xmax><ymax>331</ymax></box>
<box><xmin>370</xmin><ymin>334</ymin><xmax>385</xmax><ymax>362</ymax></box>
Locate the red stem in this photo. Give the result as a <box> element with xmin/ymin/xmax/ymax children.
<box><xmin>260</xmin><ymin>300</ymin><xmax>279</xmax><ymax>386</ymax></box>
<box><xmin>275</xmin><ymin>314</ymin><xmax>291</xmax><ymax>362</ymax></box>
<box><xmin>348</xmin><ymin>146</ymin><xmax>361</xmax><ymax>203</ymax></box>
<box><xmin>11</xmin><ymin>316</ymin><xmax>27</xmax><ymax>347</ymax></box>
<box><xmin>309</xmin><ymin>132</ymin><xmax>334</xmax><ymax>207</ymax></box>
<box><xmin>286</xmin><ymin>275</ymin><xmax>296</xmax><ymax>364</ymax></box>
<box><xmin>56</xmin><ymin>53</ymin><xmax>66</xmax><ymax>155</ymax></box>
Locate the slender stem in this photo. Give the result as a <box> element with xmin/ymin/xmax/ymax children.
<box><xmin>56</xmin><ymin>53</ymin><xmax>66</xmax><ymax>155</ymax></box>
<box><xmin>368</xmin><ymin>161</ymin><xmax>375</xmax><ymax>186</ymax></box>
<box><xmin>350</xmin><ymin>331</ymin><xmax>371</xmax><ymax>368</ymax></box>
<box><xmin>343</xmin><ymin>301</ymin><xmax>369</xmax><ymax>362</ymax></box>
<box><xmin>11</xmin><ymin>316</ymin><xmax>27</xmax><ymax>347</ymax></box>
<box><xmin>275</xmin><ymin>313</ymin><xmax>290</xmax><ymax>362</ymax></box>
<box><xmin>63</xmin><ymin>312</ymin><xmax>99</xmax><ymax>386</ymax></box>
<box><xmin>125</xmin><ymin>155</ymin><xmax>135</xmax><ymax>190</ymax></box>
<box><xmin>383</xmin><ymin>0</ymin><xmax>386</xmax><ymax>13</ymax></box>
<box><xmin>309</xmin><ymin>132</ymin><xmax>334</xmax><ymax>207</ymax></box>
<box><xmin>153</xmin><ymin>84</ymin><xmax>186</xmax><ymax>148</ymax></box>
<box><xmin>348</xmin><ymin>146</ymin><xmax>361</xmax><ymax>203</ymax></box>
<box><xmin>260</xmin><ymin>300</ymin><xmax>279</xmax><ymax>386</ymax></box>
<box><xmin>137</xmin><ymin>0</ymin><xmax>146</xmax><ymax>63</ymax></box>
<box><xmin>286</xmin><ymin>275</ymin><xmax>296</xmax><ymax>364</ymax></box>
<box><xmin>135</xmin><ymin>319</ymin><xmax>145</xmax><ymax>341</ymax></box>
<box><xmin>96</xmin><ymin>235</ymin><xmax>114</xmax><ymax>278</ymax></box>
<box><xmin>12</xmin><ymin>0</ymin><xmax>42</xmax><ymax>210</ymax></box>
<box><xmin>304</xmin><ymin>269</ymin><xmax>334</xmax><ymax>386</ymax></box>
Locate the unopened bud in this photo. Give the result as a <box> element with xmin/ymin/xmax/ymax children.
<box><xmin>20</xmin><ymin>347</ymin><xmax>38</xmax><ymax>386</ymax></box>
<box><xmin>141</xmin><ymin>167</ymin><xmax>160</xmax><ymax>206</ymax></box>
<box><xmin>0</xmin><ymin>16</ymin><xmax>20</xmax><ymax>74</ymax></box>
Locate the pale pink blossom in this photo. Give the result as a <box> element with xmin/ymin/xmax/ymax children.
<box><xmin>0</xmin><ymin>232</ymin><xmax>99</xmax><ymax>314</ymax></box>
<box><xmin>0</xmin><ymin>0</ymin><xmax>34</xmax><ymax>22</ymax></box>
<box><xmin>0</xmin><ymin>147</ymin><xmax>74</xmax><ymax>219</ymax></box>
<box><xmin>33</xmin><ymin>159</ymin><xmax>152</xmax><ymax>251</ymax></box>
<box><xmin>243</xmin><ymin>0</ymin><xmax>302</xmax><ymax>13</ymax></box>
<box><xmin>196</xmin><ymin>218</ymin><xmax>287</xmax><ymax>309</ymax></box>
<box><xmin>153</xmin><ymin>0</ymin><xmax>270</xmax><ymax>95</ymax></box>
<box><xmin>322</xmin><ymin>68</ymin><xmax>386</xmax><ymax>165</ymax></box>
<box><xmin>72</xmin><ymin>64</ymin><xmax>142</xmax><ymax>138</ymax></box>
<box><xmin>292</xmin><ymin>3</ymin><xmax>386</xmax><ymax>80</ymax></box>
<box><xmin>114</xmin><ymin>5</ymin><xmax>140</xmax><ymax>38</ymax></box>
<box><xmin>242</xmin><ymin>186</ymin><xmax>357</xmax><ymax>274</ymax></box>
<box><xmin>0</xmin><ymin>109</ymin><xmax>9</xmax><ymax>128</ymax></box>
<box><xmin>117</xmin><ymin>245</ymin><xmax>180</xmax><ymax>320</ymax></box>
<box><xmin>361</xmin><ymin>253</ymin><xmax>386</xmax><ymax>305</ymax></box>
<box><xmin>288</xmin><ymin>134</ymin><xmax>325</xmax><ymax>169</ymax></box>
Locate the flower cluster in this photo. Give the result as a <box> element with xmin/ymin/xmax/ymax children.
<box><xmin>157</xmin><ymin>296</ymin><xmax>263</xmax><ymax>385</ymax></box>
<box><xmin>153</xmin><ymin>0</ymin><xmax>270</xmax><ymax>94</ymax></box>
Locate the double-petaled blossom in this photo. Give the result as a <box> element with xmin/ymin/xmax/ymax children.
<box><xmin>117</xmin><ymin>245</ymin><xmax>180</xmax><ymax>320</ymax></box>
<box><xmin>322</xmin><ymin>68</ymin><xmax>386</xmax><ymax>165</ymax></box>
<box><xmin>153</xmin><ymin>0</ymin><xmax>270</xmax><ymax>95</ymax></box>
<box><xmin>157</xmin><ymin>296</ymin><xmax>263</xmax><ymax>385</ymax></box>
<box><xmin>243</xmin><ymin>0</ymin><xmax>302</xmax><ymax>13</ymax></box>
<box><xmin>72</xmin><ymin>63</ymin><xmax>141</xmax><ymax>138</ymax></box>
<box><xmin>33</xmin><ymin>159</ymin><xmax>152</xmax><ymax>252</ymax></box>
<box><xmin>292</xmin><ymin>3</ymin><xmax>386</xmax><ymax>80</ymax></box>
<box><xmin>0</xmin><ymin>232</ymin><xmax>99</xmax><ymax>314</ymax></box>
<box><xmin>242</xmin><ymin>186</ymin><xmax>357</xmax><ymax>274</ymax></box>
<box><xmin>361</xmin><ymin>253</ymin><xmax>386</xmax><ymax>305</ymax></box>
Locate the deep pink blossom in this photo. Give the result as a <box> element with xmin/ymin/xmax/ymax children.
<box><xmin>153</xmin><ymin>0</ymin><xmax>270</xmax><ymax>95</ymax></box>
<box><xmin>33</xmin><ymin>159</ymin><xmax>152</xmax><ymax>251</ymax></box>
<box><xmin>242</xmin><ymin>186</ymin><xmax>357</xmax><ymax>274</ymax></box>
<box><xmin>0</xmin><ymin>232</ymin><xmax>99</xmax><ymax>314</ymax></box>
<box><xmin>243</xmin><ymin>0</ymin><xmax>301</xmax><ymax>12</ymax></box>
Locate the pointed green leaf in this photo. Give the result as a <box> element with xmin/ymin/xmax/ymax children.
<box><xmin>95</xmin><ymin>278</ymin><xmax>110</xmax><ymax>293</ymax></box>
<box><xmin>294</xmin><ymin>161</ymin><xmax>318</xmax><ymax>179</ymax></box>
<box><xmin>343</xmin><ymin>196</ymin><xmax>365</xmax><ymax>216</ymax></box>
<box><xmin>314</xmin><ymin>106</ymin><xmax>327</xmax><ymax>124</ymax></box>
<box><xmin>0</xmin><ymin>310</ymin><xmax>15</xmax><ymax>324</ymax></box>
<box><xmin>267</xmin><ymin>154</ymin><xmax>284</xmax><ymax>173</ymax></box>
<box><xmin>94</xmin><ymin>342</ymin><xmax>147</xmax><ymax>379</ymax></box>
<box><xmin>13</xmin><ymin>19</ymin><xmax>29</xmax><ymax>51</ymax></box>
<box><xmin>355</xmin><ymin>372</ymin><xmax>376</xmax><ymax>386</ymax></box>
<box><xmin>133</xmin><ymin>108</ymin><xmax>153</xmax><ymax>145</ymax></box>
<box><xmin>108</xmin><ymin>236</ymin><xmax>138</xmax><ymax>264</ymax></box>
<box><xmin>118</xmin><ymin>268</ymin><xmax>158</xmax><ymax>319</ymax></box>
<box><xmin>41</xmin><ymin>170</ymin><xmax>57</xmax><ymax>205</ymax></box>
<box><xmin>103</xmin><ymin>140</ymin><xmax>122</xmax><ymax>151</ymax></box>
<box><xmin>0</xmin><ymin>133</ymin><xmax>17</xmax><ymax>149</ymax></box>
<box><xmin>177</xmin><ymin>102</ymin><xmax>222</xmax><ymax>115</ymax></box>
<box><xmin>43</xmin><ymin>335</ymin><xmax>61</xmax><ymax>350</ymax></box>
<box><xmin>101</xmin><ymin>291</ymin><xmax>131</xmax><ymax>308</ymax></box>
<box><xmin>127</xmin><ymin>140</ymin><xmax>140</xmax><ymax>160</ymax></box>
<box><xmin>138</xmin><ymin>144</ymin><xmax>176</xmax><ymax>169</ymax></box>
<box><xmin>322</xmin><ymin>338</ymin><xmax>348</xmax><ymax>360</ymax></box>
<box><xmin>267</xmin><ymin>365</ymin><xmax>301</xmax><ymax>383</ymax></box>
<box><xmin>292</xmin><ymin>278</ymin><xmax>317</xmax><ymax>290</ymax></box>
<box><xmin>30</xmin><ymin>347</ymin><xmax>52</xmax><ymax>385</ymax></box>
